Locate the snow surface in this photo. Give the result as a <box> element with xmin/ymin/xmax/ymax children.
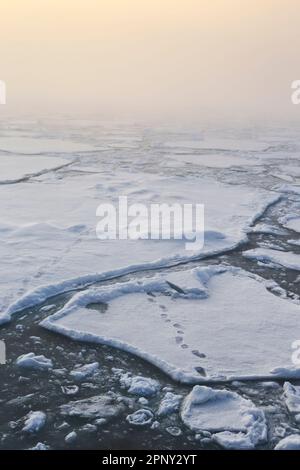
<box><xmin>41</xmin><ymin>266</ymin><xmax>300</xmax><ymax>383</ymax></box>
<box><xmin>165</xmin><ymin>153</ymin><xmax>260</xmax><ymax>169</ymax></box>
<box><xmin>0</xmin><ymin>137</ymin><xmax>96</xmax><ymax>154</ymax></box>
<box><xmin>163</xmin><ymin>138</ymin><xmax>268</xmax><ymax>152</ymax></box>
<box><xmin>0</xmin><ymin>156</ymin><xmax>70</xmax><ymax>183</ymax></box>
<box><xmin>244</xmin><ymin>248</ymin><xmax>300</xmax><ymax>271</ymax></box>
<box><xmin>0</xmin><ymin>169</ymin><xmax>278</xmax><ymax>324</ymax></box>
<box><xmin>180</xmin><ymin>385</ymin><xmax>267</xmax><ymax>449</ymax></box>
<box><xmin>284</xmin><ymin>217</ymin><xmax>300</xmax><ymax>234</ymax></box>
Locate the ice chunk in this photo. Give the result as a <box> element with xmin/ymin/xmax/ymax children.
<box><xmin>243</xmin><ymin>248</ymin><xmax>300</xmax><ymax>271</ymax></box>
<box><xmin>70</xmin><ymin>362</ymin><xmax>99</xmax><ymax>381</ymax></box>
<box><xmin>60</xmin><ymin>395</ymin><xmax>125</xmax><ymax>419</ymax></box>
<box><xmin>65</xmin><ymin>431</ymin><xmax>77</xmax><ymax>444</ymax></box>
<box><xmin>275</xmin><ymin>435</ymin><xmax>300</xmax><ymax>450</ymax></box>
<box><xmin>126</xmin><ymin>409</ymin><xmax>154</xmax><ymax>426</ymax></box>
<box><xmin>30</xmin><ymin>442</ymin><xmax>50</xmax><ymax>451</ymax></box>
<box><xmin>120</xmin><ymin>374</ymin><xmax>160</xmax><ymax>397</ymax></box>
<box><xmin>16</xmin><ymin>353</ymin><xmax>53</xmax><ymax>371</ymax></box>
<box><xmin>22</xmin><ymin>411</ymin><xmax>46</xmax><ymax>433</ymax></box>
<box><xmin>181</xmin><ymin>386</ymin><xmax>267</xmax><ymax>449</ymax></box>
<box><xmin>42</xmin><ymin>266</ymin><xmax>300</xmax><ymax>383</ymax></box>
<box><xmin>158</xmin><ymin>392</ymin><xmax>182</xmax><ymax>416</ymax></box>
<box><xmin>283</xmin><ymin>382</ymin><xmax>300</xmax><ymax>413</ymax></box>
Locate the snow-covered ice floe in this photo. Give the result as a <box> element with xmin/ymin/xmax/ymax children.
<box><xmin>0</xmin><ymin>156</ymin><xmax>71</xmax><ymax>184</ymax></box>
<box><xmin>40</xmin><ymin>266</ymin><xmax>300</xmax><ymax>383</ymax></box>
<box><xmin>16</xmin><ymin>353</ymin><xmax>53</xmax><ymax>371</ymax></box>
<box><xmin>0</xmin><ymin>137</ymin><xmax>96</xmax><ymax>155</ymax></box>
<box><xmin>282</xmin><ymin>382</ymin><xmax>300</xmax><ymax>414</ymax></box>
<box><xmin>180</xmin><ymin>385</ymin><xmax>267</xmax><ymax>449</ymax></box>
<box><xmin>275</xmin><ymin>435</ymin><xmax>300</xmax><ymax>450</ymax></box>
<box><xmin>22</xmin><ymin>411</ymin><xmax>46</xmax><ymax>433</ymax></box>
<box><xmin>243</xmin><ymin>248</ymin><xmax>300</xmax><ymax>271</ymax></box>
<box><xmin>0</xmin><ymin>172</ymin><xmax>279</xmax><ymax>324</ymax></box>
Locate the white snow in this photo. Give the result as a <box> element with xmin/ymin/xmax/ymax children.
<box><xmin>70</xmin><ymin>362</ymin><xmax>99</xmax><ymax>381</ymax></box>
<box><xmin>0</xmin><ymin>137</ymin><xmax>96</xmax><ymax>154</ymax></box>
<box><xmin>0</xmin><ymin>156</ymin><xmax>70</xmax><ymax>183</ymax></box>
<box><xmin>243</xmin><ymin>248</ymin><xmax>300</xmax><ymax>271</ymax></box>
<box><xmin>275</xmin><ymin>435</ymin><xmax>300</xmax><ymax>450</ymax></box>
<box><xmin>22</xmin><ymin>411</ymin><xmax>46</xmax><ymax>433</ymax></box>
<box><xmin>16</xmin><ymin>353</ymin><xmax>53</xmax><ymax>371</ymax></box>
<box><xmin>165</xmin><ymin>153</ymin><xmax>260</xmax><ymax>169</ymax></box>
<box><xmin>41</xmin><ymin>266</ymin><xmax>300</xmax><ymax>383</ymax></box>
<box><xmin>163</xmin><ymin>138</ymin><xmax>268</xmax><ymax>152</ymax></box>
<box><xmin>0</xmin><ymin>169</ymin><xmax>278</xmax><ymax>324</ymax></box>
<box><xmin>284</xmin><ymin>217</ymin><xmax>300</xmax><ymax>234</ymax></box>
<box><xmin>180</xmin><ymin>385</ymin><xmax>267</xmax><ymax>449</ymax></box>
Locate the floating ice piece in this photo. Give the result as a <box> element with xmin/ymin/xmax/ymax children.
<box><xmin>181</xmin><ymin>386</ymin><xmax>267</xmax><ymax>449</ymax></box>
<box><xmin>16</xmin><ymin>353</ymin><xmax>53</xmax><ymax>371</ymax></box>
<box><xmin>249</xmin><ymin>223</ymin><xmax>288</xmax><ymax>236</ymax></box>
<box><xmin>65</xmin><ymin>431</ymin><xmax>77</xmax><ymax>444</ymax></box>
<box><xmin>166</xmin><ymin>153</ymin><xmax>260</xmax><ymax>169</ymax></box>
<box><xmin>22</xmin><ymin>411</ymin><xmax>46</xmax><ymax>433</ymax></box>
<box><xmin>30</xmin><ymin>442</ymin><xmax>50</xmax><ymax>451</ymax></box>
<box><xmin>126</xmin><ymin>409</ymin><xmax>154</xmax><ymax>426</ymax></box>
<box><xmin>243</xmin><ymin>248</ymin><xmax>300</xmax><ymax>271</ymax></box>
<box><xmin>120</xmin><ymin>374</ymin><xmax>160</xmax><ymax>397</ymax></box>
<box><xmin>288</xmin><ymin>239</ymin><xmax>300</xmax><ymax>247</ymax></box>
<box><xmin>61</xmin><ymin>385</ymin><xmax>79</xmax><ymax>396</ymax></box>
<box><xmin>60</xmin><ymin>395</ymin><xmax>125</xmax><ymax>420</ymax></box>
<box><xmin>282</xmin><ymin>382</ymin><xmax>300</xmax><ymax>413</ymax></box>
<box><xmin>41</xmin><ymin>266</ymin><xmax>300</xmax><ymax>383</ymax></box>
<box><xmin>276</xmin><ymin>184</ymin><xmax>300</xmax><ymax>196</ymax></box>
<box><xmin>275</xmin><ymin>435</ymin><xmax>300</xmax><ymax>450</ymax></box>
<box><xmin>70</xmin><ymin>362</ymin><xmax>99</xmax><ymax>381</ymax></box>
<box><xmin>158</xmin><ymin>392</ymin><xmax>182</xmax><ymax>416</ymax></box>
<box><xmin>0</xmin><ymin>156</ymin><xmax>70</xmax><ymax>184</ymax></box>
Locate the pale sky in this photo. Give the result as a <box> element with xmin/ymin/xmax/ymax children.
<box><xmin>1</xmin><ymin>0</ymin><xmax>300</xmax><ymax>122</ymax></box>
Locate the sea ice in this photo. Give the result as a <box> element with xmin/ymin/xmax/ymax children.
<box><xmin>41</xmin><ymin>266</ymin><xmax>300</xmax><ymax>382</ymax></box>
<box><xmin>0</xmin><ymin>169</ymin><xmax>278</xmax><ymax>323</ymax></box>
<box><xmin>120</xmin><ymin>374</ymin><xmax>160</xmax><ymax>397</ymax></box>
<box><xmin>158</xmin><ymin>392</ymin><xmax>182</xmax><ymax>416</ymax></box>
<box><xmin>243</xmin><ymin>248</ymin><xmax>300</xmax><ymax>271</ymax></box>
<box><xmin>181</xmin><ymin>386</ymin><xmax>267</xmax><ymax>449</ymax></box>
<box><xmin>0</xmin><ymin>137</ymin><xmax>96</xmax><ymax>154</ymax></box>
<box><xmin>60</xmin><ymin>395</ymin><xmax>125</xmax><ymax>419</ymax></box>
<box><xmin>16</xmin><ymin>353</ymin><xmax>53</xmax><ymax>371</ymax></box>
<box><xmin>0</xmin><ymin>156</ymin><xmax>70</xmax><ymax>183</ymax></box>
<box><xmin>275</xmin><ymin>435</ymin><xmax>300</xmax><ymax>450</ymax></box>
<box><xmin>126</xmin><ymin>409</ymin><xmax>154</xmax><ymax>426</ymax></box>
<box><xmin>282</xmin><ymin>382</ymin><xmax>300</xmax><ymax>414</ymax></box>
<box><xmin>70</xmin><ymin>362</ymin><xmax>99</xmax><ymax>381</ymax></box>
<box><xmin>22</xmin><ymin>411</ymin><xmax>46</xmax><ymax>433</ymax></box>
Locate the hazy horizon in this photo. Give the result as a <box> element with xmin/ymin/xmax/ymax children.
<box><xmin>1</xmin><ymin>0</ymin><xmax>300</xmax><ymax>124</ymax></box>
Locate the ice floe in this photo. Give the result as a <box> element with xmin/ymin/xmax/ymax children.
<box><xmin>243</xmin><ymin>248</ymin><xmax>300</xmax><ymax>271</ymax></box>
<box><xmin>126</xmin><ymin>409</ymin><xmax>154</xmax><ymax>426</ymax></box>
<box><xmin>41</xmin><ymin>266</ymin><xmax>300</xmax><ymax>382</ymax></box>
<box><xmin>181</xmin><ymin>386</ymin><xmax>267</xmax><ymax>449</ymax></box>
<box><xmin>22</xmin><ymin>411</ymin><xmax>46</xmax><ymax>433</ymax></box>
<box><xmin>60</xmin><ymin>395</ymin><xmax>125</xmax><ymax>419</ymax></box>
<box><xmin>16</xmin><ymin>353</ymin><xmax>53</xmax><ymax>371</ymax></box>
<box><xmin>0</xmin><ymin>169</ymin><xmax>278</xmax><ymax>323</ymax></box>
<box><xmin>282</xmin><ymin>382</ymin><xmax>300</xmax><ymax>414</ymax></box>
<box><xmin>275</xmin><ymin>435</ymin><xmax>300</xmax><ymax>450</ymax></box>
<box><xmin>0</xmin><ymin>156</ymin><xmax>70</xmax><ymax>183</ymax></box>
<box><xmin>119</xmin><ymin>374</ymin><xmax>160</xmax><ymax>397</ymax></box>
<box><xmin>0</xmin><ymin>137</ymin><xmax>96</xmax><ymax>154</ymax></box>
<box><xmin>158</xmin><ymin>392</ymin><xmax>182</xmax><ymax>416</ymax></box>
<box><xmin>70</xmin><ymin>362</ymin><xmax>99</xmax><ymax>381</ymax></box>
